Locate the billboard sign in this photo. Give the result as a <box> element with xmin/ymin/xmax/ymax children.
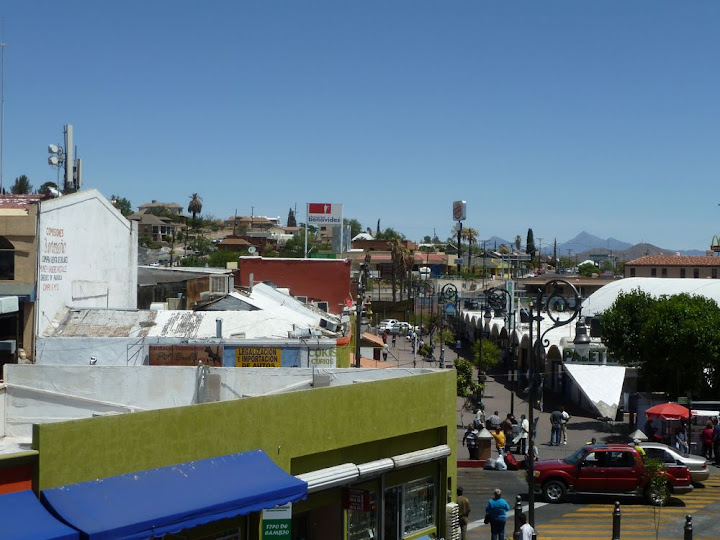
<box><xmin>307</xmin><ymin>203</ymin><xmax>342</xmax><ymax>225</ymax></box>
<box><xmin>452</xmin><ymin>200</ymin><xmax>466</xmax><ymax>221</ymax></box>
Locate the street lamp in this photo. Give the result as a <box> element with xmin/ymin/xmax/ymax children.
<box><xmin>439</xmin><ymin>284</ymin><xmax>458</xmax><ymax>369</ymax></box>
<box><xmin>485</xmin><ymin>286</ymin><xmax>515</xmax><ymax>415</ymax></box>
<box><xmin>573</xmin><ymin>315</ymin><xmax>591</xmax><ymax>360</ymax></box>
<box><xmin>527</xmin><ymin>279</ymin><xmax>583</xmax><ymax>528</ymax></box>
<box><xmin>354</xmin><ymin>261</ymin><xmax>370</xmax><ymax>368</ymax></box>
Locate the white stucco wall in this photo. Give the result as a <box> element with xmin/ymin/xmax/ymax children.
<box><xmin>35</xmin><ymin>190</ymin><xmax>137</xmax><ymax>338</ymax></box>
<box><xmin>1</xmin><ymin>365</ymin><xmax>432</xmax><ymax>441</ymax></box>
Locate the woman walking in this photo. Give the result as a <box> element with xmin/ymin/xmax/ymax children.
<box><xmin>485</xmin><ymin>488</ymin><xmax>510</xmax><ymax>540</ymax></box>
<box><xmin>701</xmin><ymin>421</ymin><xmax>714</xmax><ymax>460</ymax></box>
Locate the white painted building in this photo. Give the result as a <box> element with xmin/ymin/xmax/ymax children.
<box><xmin>35</xmin><ymin>190</ymin><xmax>138</xmax><ymax>338</ymax></box>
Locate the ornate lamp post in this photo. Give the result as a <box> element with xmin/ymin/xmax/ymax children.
<box><xmin>354</xmin><ymin>261</ymin><xmax>370</xmax><ymax>368</ymax></box>
<box><xmin>439</xmin><ymin>284</ymin><xmax>458</xmax><ymax>369</ymax></box>
<box><xmin>485</xmin><ymin>286</ymin><xmax>515</xmax><ymax>415</ymax></box>
<box><xmin>527</xmin><ymin>279</ymin><xmax>583</xmax><ymax>528</ymax></box>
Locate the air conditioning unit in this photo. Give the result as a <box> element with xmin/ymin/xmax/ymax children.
<box><xmin>209</xmin><ymin>275</ymin><xmax>229</xmax><ymax>294</ymax></box>
<box><xmin>445</xmin><ymin>502</ymin><xmax>460</xmax><ymax>540</ymax></box>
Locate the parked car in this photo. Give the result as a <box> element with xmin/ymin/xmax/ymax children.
<box><xmin>640</xmin><ymin>441</ymin><xmax>710</xmax><ymax>484</ymax></box>
<box><xmin>392</xmin><ymin>322</ymin><xmax>412</xmax><ymax>334</ymax></box>
<box><xmin>530</xmin><ymin>444</ymin><xmax>693</xmax><ymax>504</ymax></box>
<box><xmin>377</xmin><ymin>319</ymin><xmax>399</xmax><ymax>333</ymax></box>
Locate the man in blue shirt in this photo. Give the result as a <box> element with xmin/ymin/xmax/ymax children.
<box><xmin>485</xmin><ymin>488</ymin><xmax>511</xmax><ymax>540</ymax></box>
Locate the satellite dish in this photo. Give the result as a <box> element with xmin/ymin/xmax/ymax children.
<box><xmin>248</xmin><ymin>246</ymin><xmax>257</xmax><ymax>254</ymax></box>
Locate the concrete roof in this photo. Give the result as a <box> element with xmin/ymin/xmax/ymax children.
<box><xmin>581</xmin><ymin>277</ymin><xmax>720</xmax><ymax>316</ymax></box>
<box><xmin>43</xmin><ymin>283</ymin><xmax>341</xmax><ymax>340</ymax></box>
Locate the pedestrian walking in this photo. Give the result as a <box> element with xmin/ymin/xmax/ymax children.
<box><xmin>391</xmin><ymin>334</ymin><xmax>396</xmax><ymax>347</ymax></box>
<box><xmin>485</xmin><ymin>488</ymin><xmax>510</xmax><ymax>540</ymax></box>
<box><xmin>382</xmin><ymin>344</ymin><xmax>389</xmax><ymax>362</ymax></box>
<box><xmin>500</xmin><ymin>414</ymin><xmax>515</xmax><ymax>453</ymax></box>
<box><xmin>519</xmin><ymin>414</ymin><xmax>529</xmax><ymax>456</ymax></box>
<box><xmin>456</xmin><ymin>487</ymin><xmax>471</xmax><ymax>540</ymax></box>
<box><xmin>518</xmin><ymin>513</ymin><xmax>535</xmax><ymax>540</ymax></box>
<box><xmin>560</xmin><ymin>406</ymin><xmax>570</xmax><ymax>445</ymax></box>
<box><xmin>701</xmin><ymin>421</ymin><xmax>714</xmax><ymax>460</ymax></box>
<box><xmin>713</xmin><ymin>417</ymin><xmax>720</xmax><ymax>466</ymax></box>
<box><xmin>549</xmin><ymin>407</ymin><xmax>563</xmax><ymax>446</ymax></box>
<box><xmin>462</xmin><ymin>425</ymin><xmax>479</xmax><ymax>460</ymax></box>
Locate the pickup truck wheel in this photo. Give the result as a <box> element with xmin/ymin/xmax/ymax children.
<box><xmin>542</xmin><ymin>480</ymin><xmax>566</xmax><ymax>503</ymax></box>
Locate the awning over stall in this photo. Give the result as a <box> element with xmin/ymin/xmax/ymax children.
<box><xmin>563</xmin><ymin>364</ymin><xmax>626</xmax><ymax>420</ymax></box>
<box><xmin>0</xmin><ymin>489</ymin><xmax>80</xmax><ymax>540</ymax></box>
<box><xmin>41</xmin><ymin>450</ymin><xmax>307</xmax><ymax>540</ymax></box>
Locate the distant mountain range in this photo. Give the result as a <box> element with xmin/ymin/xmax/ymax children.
<box><xmin>481</xmin><ymin>231</ymin><xmax>706</xmax><ymax>260</ymax></box>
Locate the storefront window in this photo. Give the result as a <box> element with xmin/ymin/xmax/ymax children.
<box><xmin>402</xmin><ymin>478</ymin><xmax>435</xmax><ymax>536</ymax></box>
<box><xmin>347</xmin><ymin>492</ymin><xmax>377</xmax><ymax>540</ymax></box>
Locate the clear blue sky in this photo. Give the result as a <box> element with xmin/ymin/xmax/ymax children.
<box><xmin>2</xmin><ymin>1</ymin><xmax>719</xmax><ymax>250</ymax></box>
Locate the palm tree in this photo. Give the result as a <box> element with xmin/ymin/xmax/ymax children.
<box><xmin>188</xmin><ymin>193</ymin><xmax>203</xmax><ymax>221</ymax></box>
<box><xmin>462</xmin><ymin>227</ymin><xmax>478</xmax><ymax>269</ymax></box>
<box><xmin>390</xmin><ymin>238</ymin><xmax>412</xmax><ymax>302</ymax></box>
<box><xmin>514</xmin><ymin>235</ymin><xmax>522</xmax><ymax>251</ymax></box>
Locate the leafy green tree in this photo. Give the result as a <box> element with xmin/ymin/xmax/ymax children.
<box><xmin>110</xmin><ymin>195</ymin><xmax>133</xmax><ymax>216</ymax></box>
<box><xmin>526</xmin><ymin>229</ymin><xmax>536</xmax><ymax>261</ymax></box>
<box><xmin>602</xmin><ymin>291</ymin><xmax>720</xmax><ymax>396</ymax></box>
<box><xmin>279</xmin><ymin>235</ymin><xmax>305</xmax><ymax>257</ymax></box>
<box><xmin>641</xmin><ymin>294</ymin><xmax>720</xmax><ymax>396</ymax></box>
<box><xmin>578</xmin><ymin>262</ymin><xmax>597</xmax><ymax>277</ymax></box>
<box><xmin>344</xmin><ymin>218</ymin><xmax>363</xmax><ymax>238</ymax></box>
<box><xmin>376</xmin><ymin>227</ymin><xmax>404</xmax><ymax>241</ymax></box>
<box><xmin>456</xmin><ymin>358</ymin><xmax>479</xmax><ymax>397</ymax></box>
<box><xmin>600</xmin><ymin>289</ymin><xmax>657</xmax><ymax>366</ymax></box>
<box><xmin>473</xmin><ymin>338</ymin><xmax>501</xmax><ymax>375</ymax></box>
<box><xmin>207</xmin><ymin>249</ymin><xmax>240</xmax><ymax>268</ymax></box>
<box><xmin>11</xmin><ymin>175</ymin><xmax>32</xmax><ymax>194</ymax></box>
<box><xmin>287</xmin><ymin>208</ymin><xmax>297</xmax><ymax>227</ymax></box>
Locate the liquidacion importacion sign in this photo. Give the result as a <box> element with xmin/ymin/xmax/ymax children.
<box><xmin>307</xmin><ymin>202</ymin><xmax>342</xmax><ymax>224</ymax></box>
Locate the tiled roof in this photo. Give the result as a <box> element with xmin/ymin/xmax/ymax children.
<box><xmin>626</xmin><ymin>255</ymin><xmax>720</xmax><ymax>267</ymax></box>
<box><xmin>0</xmin><ymin>194</ymin><xmax>44</xmax><ymax>209</ymax></box>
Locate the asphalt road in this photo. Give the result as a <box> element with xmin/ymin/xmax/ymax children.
<box><xmin>459</xmin><ymin>467</ymin><xmax>720</xmax><ymax>539</ymax></box>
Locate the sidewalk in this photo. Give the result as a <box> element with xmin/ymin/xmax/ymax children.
<box><xmin>456</xmin><ymin>373</ymin><xmax>626</xmax><ymax>465</ymax></box>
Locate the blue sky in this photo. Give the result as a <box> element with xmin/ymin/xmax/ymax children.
<box><xmin>1</xmin><ymin>1</ymin><xmax>718</xmax><ymax>250</ymax></box>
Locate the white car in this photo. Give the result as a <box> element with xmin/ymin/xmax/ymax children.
<box><xmin>377</xmin><ymin>319</ymin><xmax>399</xmax><ymax>333</ymax></box>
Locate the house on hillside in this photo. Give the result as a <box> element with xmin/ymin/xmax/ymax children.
<box><xmin>137</xmin><ymin>200</ymin><xmax>185</xmax><ymax>217</ymax></box>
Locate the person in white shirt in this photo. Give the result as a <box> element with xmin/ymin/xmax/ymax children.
<box><xmin>519</xmin><ymin>513</ymin><xmax>535</xmax><ymax>540</ymax></box>
<box><xmin>561</xmin><ymin>406</ymin><xmax>571</xmax><ymax>445</ymax></box>
<box><xmin>519</xmin><ymin>414</ymin><xmax>530</xmax><ymax>455</ymax></box>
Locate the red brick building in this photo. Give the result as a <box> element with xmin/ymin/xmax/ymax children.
<box><xmin>236</xmin><ymin>257</ymin><xmax>351</xmax><ymax>314</ymax></box>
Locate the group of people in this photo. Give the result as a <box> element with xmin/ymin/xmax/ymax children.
<box><xmin>462</xmin><ymin>409</ymin><xmax>532</xmax><ymax>460</ymax></box>
<box><xmin>700</xmin><ymin>417</ymin><xmax>720</xmax><ymax>464</ymax></box>
<box><xmin>456</xmin><ymin>487</ymin><xmax>535</xmax><ymax>540</ymax></box>
<box><xmin>549</xmin><ymin>405</ymin><xmax>571</xmax><ymax>446</ymax></box>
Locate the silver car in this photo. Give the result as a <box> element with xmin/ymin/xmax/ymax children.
<box><xmin>640</xmin><ymin>442</ymin><xmax>710</xmax><ymax>484</ymax></box>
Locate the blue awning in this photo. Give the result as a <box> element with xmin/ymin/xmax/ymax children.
<box><xmin>0</xmin><ymin>490</ymin><xmax>80</xmax><ymax>540</ymax></box>
<box><xmin>41</xmin><ymin>450</ymin><xmax>307</xmax><ymax>540</ymax></box>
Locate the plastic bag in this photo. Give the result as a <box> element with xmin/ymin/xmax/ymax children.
<box><xmin>495</xmin><ymin>455</ymin><xmax>507</xmax><ymax>471</ymax></box>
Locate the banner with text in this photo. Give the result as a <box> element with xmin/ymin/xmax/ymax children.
<box><xmin>307</xmin><ymin>203</ymin><xmax>343</xmax><ymax>225</ymax></box>
<box><xmin>262</xmin><ymin>504</ymin><xmax>292</xmax><ymax>539</ymax></box>
<box><xmin>308</xmin><ymin>348</ymin><xmax>337</xmax><ymax>367</ymax></box>
<box><xmin>235</xmin><ymin>347</ymin><xmax>281</xmax><ymax>367</ymax></box>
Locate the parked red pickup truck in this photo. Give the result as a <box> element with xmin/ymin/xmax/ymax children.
<box><xmin>529</xmin><ymin>444</ymin><xmax>693</xmax><ymax>504</ymax></box>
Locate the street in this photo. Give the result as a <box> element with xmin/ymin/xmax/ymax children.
<box><xmin>459</xmin><ymin>467</ymin><xmax>720</xmax><ymax>539</ymax></box>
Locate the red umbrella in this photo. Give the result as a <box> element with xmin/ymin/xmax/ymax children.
<box><xmin>645</xmin><ymin>402</ymin><xmax>691</xmax><ymax>421</ymax></box>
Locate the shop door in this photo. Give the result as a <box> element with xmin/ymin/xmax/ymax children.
<box><xmin>383</xmin><ymin>486</ymin><xmax>401</xmax><ymax>540</ymax></box>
